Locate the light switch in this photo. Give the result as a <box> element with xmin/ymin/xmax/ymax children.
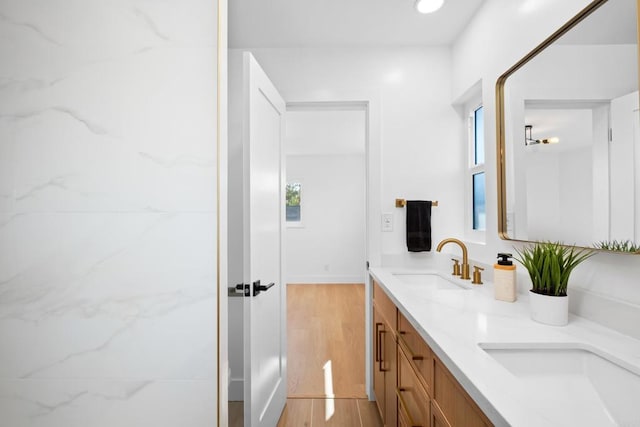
<box><xmin>381</xmin><ymin>213</ymin><xmax>393</xmax><ymax>232</ymax></box>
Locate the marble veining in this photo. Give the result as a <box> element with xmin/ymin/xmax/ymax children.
<box><xmin>0</xmin><ymin>77</ymin><xmax>65</xmax><ymax>92</ymax></box>
<box><xmin>132</xmin><ymin>8</ymin><xmax>170</xmax><ymax>42</ymax></box>
<box><xmin>0</xmin><ymin>11</ymin><xmax>62</xmax><ymax>46</ymax></box>
<box><xmin>0</xmin><ymin>0</ymin><xmax>219</xmax><ymax>423</ymax></box>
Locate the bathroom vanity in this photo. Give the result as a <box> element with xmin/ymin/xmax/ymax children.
<box><xmin>369</xmin><ymin>267</ymin><xmax>640</xmax><ymax>427</ymax></box>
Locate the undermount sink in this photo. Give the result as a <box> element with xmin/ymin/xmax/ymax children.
<box><xmin>392</xmin><ymin>273</ymin><xmax>470</xmax><ymax>290</ymax></box>
<box><xmin>479</xmin><ymin>342</ymin><xmax>640</xmax><ymax>426</ymax></box>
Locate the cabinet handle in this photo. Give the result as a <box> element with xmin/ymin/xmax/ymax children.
<box><xmin>398</xmin><ymin>331</ymin><xmax>424</xmax><ymax>361</ymax></box>
<box><xmin>379</xmin><ymin>330</ymin><xmax>388</xmax><ymax>372</ymax></box>
<box><xmin>375</xmin><ymin>322</ymin><xmax>383</xmax><ymax>362</ymax></box>
<box><xmin>396</xmin><ymin>387</ymin><xmax>422</xmax><ymax>427</ymax></box>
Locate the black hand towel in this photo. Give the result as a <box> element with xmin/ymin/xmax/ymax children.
<box><xmin>406</xmin><ymin>200</ymin><xmax>432</xmax><ymax>252</ymax></box>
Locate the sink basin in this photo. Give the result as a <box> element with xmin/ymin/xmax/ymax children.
<box><xmin>479</xmin><ymin>342</ymin><xmax>640</xmax><ymax>426</ymax></box>
<box><xmin>392</xmin><ymin>273</ymin><xmax>470</xmax><ymax>290</ymax></box>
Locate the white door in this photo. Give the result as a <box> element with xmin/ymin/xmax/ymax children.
<box><xmin>242</xmin><ymin>52</ymin><xmax>287</xmax><ymax>427</ymax></box>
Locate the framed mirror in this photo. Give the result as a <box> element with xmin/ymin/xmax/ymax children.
<box><xmin>497</xmin><ymin>0</ymin><xmax>640</xmax><ymax>252</ymax></box>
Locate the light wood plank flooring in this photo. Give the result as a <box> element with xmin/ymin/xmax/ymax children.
<box><xmin>287</xmin><ymin>284</ymin><xmax>366</xmax><ymax>398</ymax></box>
<box><xmin>229</xmin><ymin>284</ymin><xmax>381</xmax><ymax>426</ymax></box>
<box><xmin>231</xmin><ymin>399</ymin><xmax>382</xmax><ymax>427</ymax></box>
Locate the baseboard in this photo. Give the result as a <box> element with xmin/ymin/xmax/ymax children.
<box><xmin>228</xmin><ymin>378</ymin><xmax>243</xmax><ymax>401</ymax></box>
<box><xmin>286</xmin><ymin>275</ymin><xmax>364</xmax><ymax>284</ymax></box>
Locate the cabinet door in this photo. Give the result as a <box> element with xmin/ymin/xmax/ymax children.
<box><xmin>383</xmin><ymin>320</ymin><xmax>397</xmax><ymax>427</ymax></box>
<box><xmin>431</xmin><ymin>401</ymin><xmax>452</xmax><ymax>427</ymax></box>
<box><xmin>398</xmin><ymin>349</ymin><xmax>430</xmax><ymax>427</ymax></box>
<box><xmin>398</xmin><ymin>312</ymin><xmax>434</xmax><ymax>395</ymax></box>
<box><xmin>434</xmin><ymin>359</ymin><xmax>492</xmax><ymax>427</ymax></box>
<box><xmin>373</xmin><ymin>306</ymin><xmax>386</xmax><ymax>422</ymax></box>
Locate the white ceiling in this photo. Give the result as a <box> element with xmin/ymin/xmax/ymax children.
<box><xmin>525</xmin><ymin>108</ymin><xmax>593</xmax><ymax>153</ymax></box>
<box><xmin>229</xmin><ymin>0</ymin><xmax>485</xmax><ymax>48</ymax></box>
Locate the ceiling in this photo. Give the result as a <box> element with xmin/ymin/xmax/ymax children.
<box><xmin>229</xmin><ymin>0</ymin><xmax>485</xmax><ymax>48</ymax></box>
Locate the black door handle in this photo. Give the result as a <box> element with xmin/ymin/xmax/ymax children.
<box><xmin>253</xmin><ymin>280</ymin><xmax>275</xmax><ymax>296</ymax></box>
<box><xmin>235</xmin><ymin>283</ymin><xmax>250</xmax><ymax>297</ymax></box>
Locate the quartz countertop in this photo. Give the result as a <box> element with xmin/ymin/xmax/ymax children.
<box><xmin>369</xmin><ymin>267</ymin><xmax>640</xmax><ymax>427</ymax></box>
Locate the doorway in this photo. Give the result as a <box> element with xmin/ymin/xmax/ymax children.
<box><xmin>284</xmin><ymin>104</ymin><xmax>367</xmax><ymax>401</ymax></box>
<box><xmin>227</xmin><ymin>52</ymin><xmax>382</xmax><ymax>422</ymax></box>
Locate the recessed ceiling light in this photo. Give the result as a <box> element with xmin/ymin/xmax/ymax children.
<box><xmin>415</xmin><ymin>0</ymin><xmax>444</xmax><ymax>14</ymax></box>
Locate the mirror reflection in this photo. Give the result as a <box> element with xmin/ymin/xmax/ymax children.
<box><xmin>499</xmin><ymin>0</ymin><xmax>639</xmax><ymax>251</ymax></box>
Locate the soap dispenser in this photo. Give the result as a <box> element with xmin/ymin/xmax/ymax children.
<box><xmin>494</xmin><ymin>253</ymin><xmax>516</xmax><ymax>302</ymax></box>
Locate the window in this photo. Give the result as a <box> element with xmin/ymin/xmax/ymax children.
<box><xmin>469</xmin><ymin>105</ymin><xmax>486</xmax><ymax>233</ymax></box>
<box><xmin>286</xmin><ymin>183</ymin><xmax>301</xmax><ymax>222</ymax></box>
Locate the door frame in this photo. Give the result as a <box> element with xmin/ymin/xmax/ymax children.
<box><xmin>285</xmin><ymin>95</ymin><xmax>382</xmax><ymax>400</ymax></box>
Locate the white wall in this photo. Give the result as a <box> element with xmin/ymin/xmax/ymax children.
<box><xmin>286</xmin><ymin>154</ymin><xmax>365</xmax><ymax>283</ymax></box>
<box><xmin>519</xmin><ymin>108</ymin><xmax>594</xmax><ymax>244</ymax></box>
<box><xmin>524</xmin><ymin>147</ymin><xmax>593</xmax><ymax>243</ymax></box>
<box><xmin>238</xmin><ymin>47</ymin><xmax>465</xmax><ymax>263</ymax></box>
<box><xmin>452</xmin><ymin>0</ymin><xmax>640</xmax><ymax>339</ymax></box>
<box><xmin>0</xmin><ymin>1</ymin><xmax>224</xmax><ymax>425</ymax></box>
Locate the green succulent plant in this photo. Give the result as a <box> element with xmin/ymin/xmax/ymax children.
<box><xmin>593</xmin><ymin>239</ymin><xmax>640</xmax><ymax>253</ymax></box>
<box><xmin>514</xmin><ymin>242</ymin><xmax>594</xmax><ymax>297</ymax></box>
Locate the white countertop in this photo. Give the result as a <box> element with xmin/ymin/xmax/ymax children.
<box><xmin>369</xmin><ymin>267</ymin><xmax>640</xmax><ymax>427</ymax></box>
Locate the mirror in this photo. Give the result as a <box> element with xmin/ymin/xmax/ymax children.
<box><xmin>497</xmin><ymin>0</ymin><xmax>640</xmax><ymax>252</ymax></box>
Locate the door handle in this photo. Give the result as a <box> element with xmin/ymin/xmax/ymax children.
<box><xmin>253</xmin><ymin>280</ymin><xmax>275</xmax><ymax>296</ymax></box>
<box><xmin>233</xmin><ymin>283</ymin><xmax>250</xmax><ymax>297</ymax></box>
<box><xmin>375</xmin><ymin>322</ymin><xmax>383</xmax><ymax>362</ymax></box>
<box><xmin>379</xmin><ymin>330</ymin><xmax>388</xmax><ymax>372</ymax></box>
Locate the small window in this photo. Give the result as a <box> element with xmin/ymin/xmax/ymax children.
<box><xmin>473</xmin><ymin>171</ymin><xmax>486</xmax><ymax>230</ymax></box>
<box><xmin>474</xmin><ymin>106</ymin><xmax>485</xmax><ymax>165</ymax></box>
<box><xmin>465</xmin><ymin>101</ymin><xmax>486</xmax><ymax>238</ymax></box>
<box><xmin>471</xmin><ymin>106</ymin><xmax>485</xmax><ymax>231</ymax></box>
<box><xmin>286</xmin><ymin>183</ymin><xmax>301</xmax><ymax>222</ymax></box>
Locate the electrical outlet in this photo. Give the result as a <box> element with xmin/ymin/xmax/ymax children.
<box><xmin>381</xmin><ymin>213</ymin><xmax>393</xmax><ymax>232</ymax></box>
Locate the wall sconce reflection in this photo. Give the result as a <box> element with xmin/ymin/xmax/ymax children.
<box><xmin>525</xmin><ymin>125</ymin><xmax>560</xmax><ymax>146</ymax></box>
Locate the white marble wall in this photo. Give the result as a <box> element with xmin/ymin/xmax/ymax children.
<box><xmin>0</xmin><ymin>0</ymin><xmax>219</xmax><ymax>425</ymax></box>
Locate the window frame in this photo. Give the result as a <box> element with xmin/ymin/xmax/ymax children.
<box><xmin>465</xmin><ymin>99</ymin><xmax>486</xmax><ymax>242</ymax></box>
<box><xmin>285</xmin><ymin>182</ymin><xmax>304</xmax><ymax>228</ymax></box>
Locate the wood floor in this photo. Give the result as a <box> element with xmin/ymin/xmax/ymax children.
<box><xmin>230</xmin><ymin>398</ymin><xmax>382</xmax><ymax>426</ymax></box>
<box><xmin>288</xmin><ymin>283</ymin><xmax>366</xmax><ymax>398</ymax></box>
<box><xmin>229</xmin><ymin>284</ymin><xmax>381</xmax><ymax>426</ymax></box>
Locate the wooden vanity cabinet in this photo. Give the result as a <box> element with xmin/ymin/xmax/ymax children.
<box><xmin>371</xmin><ymin>280</ymin><xmax>493</xmax><ymax>427</ymax></box>
<box><xmin>397</xmin><ymin>346</ymin><xmax>431</xmax><ymax>427</ymax></box>
<box><xmin>433</xmin><ymin>358</ymin><xmax>492</xmax><ymax>427</ymax></box>
<box><xmin>373</xmin><ymin>282</ymin><xmax>398</xmax><ymax>427</ymax></box>
<box><xmin>397</xmin><ymin>312</ymin><xmax>434</xmax><ymax>395</ymax></box>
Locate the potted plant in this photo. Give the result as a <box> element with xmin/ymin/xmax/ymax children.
<box><xmin>514</xmin><ymin>241</ymin><xmax>594</xmax><ymax>326</ymax></box>
<box><xmin>594</xmin><ymin>239</ymin><xmax>640</xmax><ymax>254</ymax></box>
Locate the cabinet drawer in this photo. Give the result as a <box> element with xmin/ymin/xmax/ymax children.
<box><xmin>373</xmin><ymin>281</ymin><xmax>397</xmax><ymax>329</ymax></box>
<box><xmin>434</xmin><ymin>358</ymin><xmax>492</xmax><ymax>427</ymax></box>
<box><xmin>398</xmin><ymin>349</ymin><xmax>431</xmax><ymax>427</ymax></box>
<box><xmin>398</xmin><ymin>311</ymin><xmax>434</xmax><ymax>394</ymax></box>
<box><xmin>431</xmin><ymin>401</ymin><xmax>452</xmax><ymax>427</ymax></box>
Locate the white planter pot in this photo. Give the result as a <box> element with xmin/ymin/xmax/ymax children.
<box><xmin>529</xmin><ymin>290</ymin><xmax>568</xmax><ymax>326</ymax></box>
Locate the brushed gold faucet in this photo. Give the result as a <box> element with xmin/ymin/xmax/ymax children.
<box><xmin>436</xmin><ymin>238</ymin><xmax>470</xmax><ymax>280</ymax></box>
